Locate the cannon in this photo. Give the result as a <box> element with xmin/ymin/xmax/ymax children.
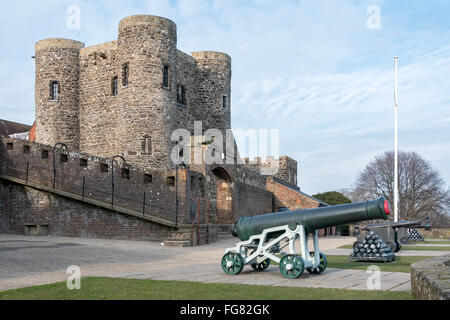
<box><xmin>221</xmin><ymin>197</ymin><xmax>391</xmax><ymax>279</ymax></box>
<box><xmin>354</xmin><ymin>217</ymin><xmax>431</xmax><ymax>252</ymax></box>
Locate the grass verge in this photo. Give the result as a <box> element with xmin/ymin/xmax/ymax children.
<box><xmin>325</xmin><ymin>255</ymin><xmax>429</xmax><ymax>273</ymax></box>
<box><xmin>0</xmin><ymin>277</ymin><xmax>411</xmax><ymax>300</ymax></box>
<box><xmin>400</xmin><ymin>246</ymin><xmax>450</xmax><ymax>251</ymax></box>
<box><xmin>423</xmin><ymin>240</ymin><xmax>450</xmax><ymax>244</ymax></box>
<box><xmin>339</xmin><ymin>244</ymin><xmax>450</xmax><ymax>251</ymax></box>
<box><xmin>271</xmin><ymin>254</ymin><xmax>427</xmax><ymax>273</ymax></box>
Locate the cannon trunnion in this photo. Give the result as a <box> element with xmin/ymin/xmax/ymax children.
<box><xmin>222</xmin><ymin>197</ymin><xmax>391</xmax><ymax>279</ymax></box>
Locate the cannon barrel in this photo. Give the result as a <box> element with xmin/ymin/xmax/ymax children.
<box><xmin>360</xmin><ymin>219</ymin><xmax>431</xmax><ymax>231</ymax></box>
<box><xmin>232</xmin><ymin>197</ymin><xmax>391</xmax><ymax>241</ymax></box>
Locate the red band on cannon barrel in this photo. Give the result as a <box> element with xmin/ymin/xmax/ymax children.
<box><xmin>384</xmin><ymin>200</ymin><xmax>391</xmax><ymax>215</ymax></box>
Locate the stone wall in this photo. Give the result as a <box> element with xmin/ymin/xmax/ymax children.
<box><xmin>34</xmin><ymin>15</ymin><xmax>233</xmax><ymax>173</ymax></box>
<box><xmin>79</xmin><ymin>41</ymin><xmax>120</xmax><ymax>158</ymax></box>
<box><xmin>0</xmin><ymin>179</ymin><xmax>173</xmax><ymax>241</ymax></box>
<box><xmin>243</xmin><ymin>156</ymin><xmax>298</xmax><ymax>187</ymax></box>
<box><xmin>234</xmin><ymin>182</ymin><xmax>273</xmax><ymax>220</ymax></box>
<box><xmin>410</xmin><ymin>255</ymin><xmax>450</xmax><ymax>300</ymax></box>
<box><xmin>35</xmin><ymin>39</ymin><xmax>85</xmax><ymax>151</ymax></box>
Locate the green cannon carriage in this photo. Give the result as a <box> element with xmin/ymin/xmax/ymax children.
<box><xmin>221</xmin><ymin>197</ymin><xmax>391</xmax><ymax>279</ymax></box>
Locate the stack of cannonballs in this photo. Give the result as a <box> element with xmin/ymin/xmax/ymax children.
<box><xmin>407</xmin><ymin>228</ymin><xmax>424</xmax><ymax>242</ymax></box>
<box><xmin>350</xmin><ymin>231</ymin><xmax>395</xmax><ymax>262</ymax></box>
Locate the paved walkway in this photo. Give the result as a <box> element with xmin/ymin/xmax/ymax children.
<box><xmin>0</xmin><ymin>234</ymin><xmax>414</xmax><ymax>292</ymax></box>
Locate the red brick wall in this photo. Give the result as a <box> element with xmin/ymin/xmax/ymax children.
<box><xmin>0</xmin><ymin>179</ymin><xmax>173</xmax><ymax>241</ymax></box>
<box><xmin>266</xmin><ymin>178</ymin><xmax>335</xmax><ymax>236</ymax></box>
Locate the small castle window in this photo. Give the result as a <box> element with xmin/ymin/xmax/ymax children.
<box><xmin>222</xmin><ymin>95</ymin><xmax>227</xmax><ymax>109</ymax></box>
<box><xmin>163</xmin><ymin>65</ymin><xmax>170</xmax><ymax>88</ymax></box>
<box><xmin>100</xmin><ymin>163</ymin><xmax>108</xmax><ymax>172</ymax></box>
<box><xmin>111</xmin><ymin>76</ymin><xmax>118</xmax><ymax>96</ymax></box>
<box><xmin>50</xmin><ymin>81</ymin><xmax>59</xmax><ymax>101</ymax></box>
<box><xmin>60</xmin><ymin>154</ymin><xmax>68</xmax><ymax>163</ymax></box>
<box><xmin>80</xmin><ymin>158</ymin><xmax>88</xmax><ymax>167</ymax></box>
<box><xmin>122</xmin><ymin>63</ymin><xmax>129</xmax><ymax>87</ymax></box>
<box><xmin>41</xmin><ymin>150</ymin><xmax>49</xmax><ymax>159</ymax></box>
<box><xmin>177</xmin><ymin>85</ymin><xmax>186</xmax><ymax>106</ymax></box>
<box><xmin>23</xmin><ymin>145</ymin><xmax>30</xmax><ymax>154</ymax></box>
<box><xmin>121</xmin><ymin>168</ymin><xmax>130</xmax><ymax>180</ymax></box>
<box><xmin>166</xmin><ymin>176</ymin><xmax>175</xmax><ymax>186</ymax></box>
<box><xmin>144</xmin><ymin>174</ymin><xmax>153</xmax><ymax>184</ymax></box>
<box><xmin>141</xmin><ymin>136</ymin><xmax>152</xmax><ymax>154</ymax></box>
<box><xmin>6</xmin><ymin>142</ymin><xmax>13</xmax><ymax>150</ymax></box>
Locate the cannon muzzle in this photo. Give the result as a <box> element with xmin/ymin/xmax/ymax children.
<box><xmin>232</xmin><ymin>197</ymin><xmax>391</xmax><ymax>241</ymax></box>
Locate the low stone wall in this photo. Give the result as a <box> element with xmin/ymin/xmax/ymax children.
<box><xmin>410</xmin><ymin>255</ymin><xmax>450</xmax><ymax>300</ymax></box>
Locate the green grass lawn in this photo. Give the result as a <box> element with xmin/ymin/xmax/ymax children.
<box><xmin>272</xmin><ymin>254</ymin><xmax>427</xmax><ymax>273</ymax></box>
<box><xmin>422</xmin><ymin>240</ymin><xmax>450</xmax><ymax>244</ymax></box>
<box><xmin>325</xmin><ymin>255</ymin><xmax>429</xmax><ymax>273</ymax></box>
<box><xmin>339</xmin><ymin>244</ymin><xmax>450</xmax><ymax>251</ymax></box>
<box><xmin>400</xmin><ymin>246</ymin><xmax>450</xmax><ymax>251</ymax></box>
<box><xmin>0</xmin><ymin>277</ymin><xmax>411</xmax><ymax>300</ymax></box>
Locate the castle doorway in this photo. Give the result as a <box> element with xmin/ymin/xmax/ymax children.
<box><xmin>211</xmin><ymin>167</ymin><xmax>233</xmax><ymax>225</ymax></box>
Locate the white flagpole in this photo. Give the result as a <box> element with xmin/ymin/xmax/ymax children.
<box><xmin>394</xmin><ymin>56</ymin><xmax>399</xmax><ymax>222</ymax></box>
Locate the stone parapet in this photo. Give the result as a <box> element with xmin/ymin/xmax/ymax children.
<box><xmin>411</xmin><ymin>255</ymin><xmax>450</xmax><ymax>300</ymax></box>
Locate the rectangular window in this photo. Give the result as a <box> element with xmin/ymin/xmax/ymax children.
<box><xmin>6</xmin><ymin>142</ymin><xmax>13</xmax><ymax>150</ymax></box>
<box><xmin>41</xmin><ymin>150</ymin><xmax>49</xmax><ymax>159</ymax></box>
<box><xmin>166</xmin><ymin>176</ymin><xmax>175</xmax><ymax>186</ymax></box>
<box><xmin>141</xmin><ymin>136</ymin><xmax>152</xmax><ymax>154</ymax></box>
<box><xmin>122</xmin><ymin>63</ymin><xmax>129</xmax><ymax>87</ymax></box>
<box><xmin>222</xmin><ymin>95</ymin><xmax>227</xmax><ymax>109</ymax></box>
<box><xmin>177</xmin><ymin>85</ymin><xmax>186</xmax><ymax>105</ymax></box>
<box><xmin>121</xmin><ymin>168</ymin><xmax>130</xmax><ymax>180</ymax></box>
<box><xmin>23</xmin><ymin>145</ymin><xmax>30</xmax><ymax>154</ymax></box>
<box><xmin>50</xmin><ymin>81</ymin><xmax>59</xmax><ymax>101</ymax></box>
<box><xmin>111</xmin><ymin>76</ymin><xmax>118</xmax><ymax>96</ymax></box>
<box><xmin>163</xmin><ymin>65</ymin><xmax>169</xmax><ymax>88</ymax></box>
<box><xmin>80</xmin><ymin>158</ymin><xmax>88</xmax><ymax>167</ymax></box>
<box><xmin>60</xmin><ymin>154</ymin><xmax>68</xmax><ymax>163</ymax></box>
<box><xmin>144</xmin><ymin>174</ymin><xmax>153</xmax><ymax>184</ymax></box>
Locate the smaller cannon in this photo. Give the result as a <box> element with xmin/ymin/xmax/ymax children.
<box><xmin>222</xmin><ymin>197</ymin><xmax>391</xmax><ymax>279</ymax></box>
<box><xmin>354</xmin><ymin>217</ymin><xmax>431</xmax><ymax>252</ymax></box>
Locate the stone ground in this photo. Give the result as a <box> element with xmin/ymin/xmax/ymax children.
<box><xmin>1</xmin><ymin>233</ymin><xmax>447</xmax><ymax>293</ymax></box>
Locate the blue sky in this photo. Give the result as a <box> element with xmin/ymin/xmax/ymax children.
<box><xmin>0</xmin><ymin>0</ymin><xmax>449</xmax><ymax>194</ymax></box>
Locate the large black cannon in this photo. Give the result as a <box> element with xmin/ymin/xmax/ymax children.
<box><xmin>222</xmin><ymin>197</ymin><xmax>391</xmax><ymax>279</ymax></box>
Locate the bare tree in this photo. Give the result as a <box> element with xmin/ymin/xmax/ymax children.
<box><xmin>350</xmin><ymin>151</ymin><xmax>449</xmax><ymax>226</ymax></box>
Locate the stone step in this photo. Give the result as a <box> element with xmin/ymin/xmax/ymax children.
<box><xmin>162</xmin><ymin>239</ymin><xmax>191</xmax><ymax>247</ymax></box>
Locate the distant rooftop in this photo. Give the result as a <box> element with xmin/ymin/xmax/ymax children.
<box><xmin>0</xmin><ymin>119</ymin><xmax>32</xmax><ymax>138</ymax></box>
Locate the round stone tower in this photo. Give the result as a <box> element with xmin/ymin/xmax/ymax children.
<box><xmin>35</xmin><ymin>38</ymin><xmax>84</xmax><ymax>150</ymax></box>
<box><xmin>192</xmin><ymin>51</ymin><xmax>232</xmax><ymax>133</ymax></box>
<box><xmin>116</xmin><ymin>15</ymin><xmax>177</xmax><ymax>170</ymax></box>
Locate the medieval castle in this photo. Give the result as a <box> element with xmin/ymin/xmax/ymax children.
<box><xmin>0</xmin><ymin>15</ymin><xmax>331</xmax><ymax>245</ymax></box>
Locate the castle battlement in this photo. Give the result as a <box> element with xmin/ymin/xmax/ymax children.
<box><xmin>242</xmin><ymin>155</ymin><xmax>298</xmax><ymax>186</ymax></box>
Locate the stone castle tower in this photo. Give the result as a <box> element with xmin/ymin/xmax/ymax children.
<box><xmin>34</xmin><ymin>15</ymin><xmax>231</xmax><ymax>171</ymax></box>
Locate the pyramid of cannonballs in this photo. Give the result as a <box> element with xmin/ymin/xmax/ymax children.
<box><xmin>350</xmin><ymin>231</ymin><xmax>395</xmax><ymax>262</ymax></box>
<box><xmin>407</xmin><ymin>228</ymin><xmax>424</xmax><ymax>241</ymax></box>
